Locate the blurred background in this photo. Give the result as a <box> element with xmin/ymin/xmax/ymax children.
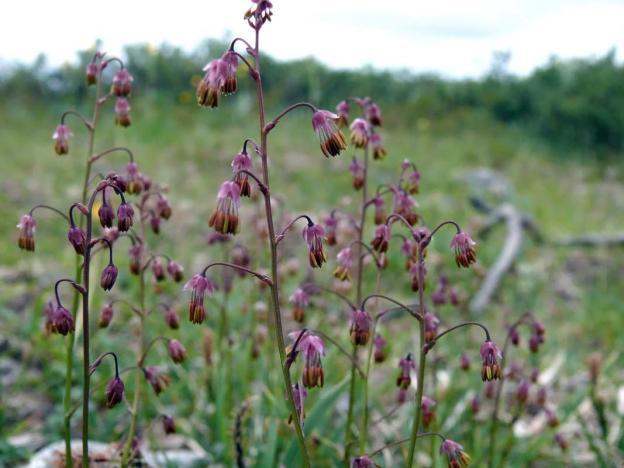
<box><xmin>1</xmin><ymin>1</ymin><xmax>623</xmax><ymax>466</ymax></box>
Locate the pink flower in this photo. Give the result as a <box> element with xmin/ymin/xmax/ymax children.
<box><xmin>373</xmin><ymin>196</ymin><xmax>386</xmax><ymax>225</ymax></box>
<box><xmin>396</xmin><ymin>354</ymin><xmax>415</xmax><ymax>389</ymax></box>
<box><xmin>289</xmin><ymin>331</ymin><xmax>325</xmax><ymax>388</ymax></box>
<box><xmin>351</xmin><ymin>456</ymin><xmax>374</xmax><ymax>468</ymax></box>
<box><xmin>460</xmin><ymin>352</ymin><xmax>471</xmax><ymax>371</ymax></box>
<box><xmin>143</xmin><ymin>367</ymin><xmax>171</xmax><ymax>395</ymax></box>
<box><xmin>184</xmin><ymin>274</ymin><xmax>217</xmax><ymax>324</ymax></box>
<box><xmin>128</xmin><ymin>244</ymin><xmax>143</xmax><ymax>275</ymax></box>
<box><xmin>105</xmin><ymin>376</ymin><xmax>124</xmax><ymax>408</ymax></box>
<box><xmin>125</xmin><ymin>162</ymin><xmax>144</xmax><ymax>194</ymax></box>
<box><xmin>17</xmin><ymin>214</ymin><xmax>36</xmax><ymax>251</ymax></box>
<box><xmin>117</xmin><ymin>203</ymin><xmax>134</xmax><ymax>232</ymax></box>
<box><xmin>336</xmin><ymin>100</ymin><xmax>349</xmax><ymax>127</ymax></box>
<box><xmin>289</xmin><ymin>382</ymin><xmax>308</xmax><ymax>425</ymax></box>
<box><xmin>167</xmin><ymin>260</ymin><xmax>184</xmax><ymax>282</ymax></box>
<box><xmin>53</xmin><ymin>124</ymin><xmax>72</xmax><ymax>155</ymax></box>
<box><xmin>164</xmin><ymin>306</ymin><xmax>180</xmax><ymax>329</ymax></box>
<box><xmin>480</xmin><ymin>340</ymin><xmax>503</xmax><ymax>381</ymax></box>
<box><xmin>393</xmin><ymin>189</ymin><xmax>418</xmax><ymax>225</ymax></box>
<box><xmin>349</xmin><ymin>118</ymin><xmax>369</xmax><ymax>148</ymax></box>
<box><xmin>98</xmin><ymin>303</ymin><xmax>114</xmax><ymax>328</ymax></box>
<box><xmin>302</xmin><ymin>223</ymin><xmax>326</xmax><ymax>268</ymax></box>
<box><xmin>373</xmin><ymin>334</ymin><xmax>387</xmax><ymax>363</ymax></box>
<box><xmin>333</xmin><ymin>247</ymin><xmax>353</xmax><ymax>281</ymax></box>
<box><xmin>421</xmin><ymin>396</ymin><xmax>437</xmax><ymax>428</ymax></box>
<box><xmin>450</xmin><ymin>232</ymin><xmax>477</xmax><ymax>268</ymax></box>
<box><xmin>349</xmin><ymin>309</ymin><xmax>373</xmax><ymax>345</ymax></box>
<box><xmin>371</xmin><ymin>224</ymin><xmax>390</xmax><ymax>253</ymax></box>
<box><xmin>516</xmin><ymin>379</ymin><xmax>530</xmax><ymax>403</ymax></box>
<box><xmin>53</xmin><ymin>305</ymin><xmax>75</xmax><ymax>336</ymax></box>
<box><xmin>324</xmin><ymin>213</ymin><xmax>338</xmax><ymax>246</ymax></box>
<box><xmin>439</xmin><ymin>439</ymin><xmax>470</xmax><ymax>468</ymax></box>
<box><xmin>85</xmin><ymin>61</ymin><xmax>98</xmax><ymax>85</ymax></box>
<box><xmin>312</xmin><ymin>110</ymin><xmax>347</xmax><ymax>158</ymax></box>
<box><xmin>221</xmin><ymin>51</ymin><xmax>238</xmax><ymax>95</ymax></box>
<box><xmin>209</xmin><ymin>181</ymin><xmax>241</xmax><ymax>234</ymax></box>
<box><xmin>112</xmin><ymin>68</ymin><xmax>133</xmax><ymax>97</ymax></box>
<box><xmin>168</xmin><ymin>339</ymin><xmax>187</xmax><ymax>364</ymax></box>
<box><xmin>231</xmin><ymin>151</ymin><xmax>253</xmax><ymax>197</ymax></box>
<box><xmin>423</xmin><ymin>312</ymin><xmax>440</xmax><ymax>343</ymax></box>
<box><xmin>409</xmin><ymin>260</ymin><xmax>427</xmax><ymax>292</ymax></box>
<box><xmin>365</xmin><ymin>101</ymin><xmax>382</xmax><ymax>126</ymax></box>
<box><xmin>157</xmin><ymin>195</ymin><xmax>172</xmax><ymax>219</ymax></box>
<box><xmin>289</xmin><ymin>287</ymin><xmax>310</xmax><ymax>323</ymax></box>
<box><xmin>114</xmin><ymin>97</ymin><xmax>131</xmax><ymax>127</ymax></box>
<box><xmin>404</xmin><ymin>168</ymin><xmax>420</xmax><ymax>194</ymax></box>
<box><xmin>370</xmin><ymin>132</ymin><xmax>386</xmax><ymax>160</ymax></box>
<box><xmin>100</xmin><ymin>264</ymin><xmax>118</xmax><ymax>291</ymax></box>
<box><xmin>67</xmin><ymin>226</ymin><xmax>87</xmax><ymax>255</ymax></box>
<box><xmin>162</xmin><ymin>415</ymin><xmax>176</xmax><ymax>434</ymax></box>
<box><xmin>152</xmin><ymin>259</ymin><xmax>166</xmax><ymax>282</ymax></box>
<box><xmin>349</xmin><ymin>157</ymin><xmax>365</xmax><ymax>190</ymax></box>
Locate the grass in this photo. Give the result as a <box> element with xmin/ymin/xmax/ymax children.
<box><xmin>1</xmin><ymin>94</ymin><xmax>623</xmax><ymax>466</ymax></box>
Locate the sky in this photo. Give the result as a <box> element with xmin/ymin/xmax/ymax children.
<box><xmin>2</xmin><ymin>0</ymin><xmax>623</xmax><ymax>78</ymax></box>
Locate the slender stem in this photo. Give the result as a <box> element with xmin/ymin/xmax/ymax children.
<box><xmin>264</xmin><ymin>102</ymin><xmax>317</xmax><ymax>133</ymax></box>
<box><xmin>28</xmin><ymin>204</ymin><xmax>70</xmax><ymax>223</ymax></box>
<box><xmin>253</xmin><ymin>25</ymin><xmax>310</xmax><ymax>466</ymax></box>
<box><xmin>426</xmin><ymin>220</ymin><xmax>461</xmax><ymax>241</ymax></box>
<box><xmin>301</xmin><ymin>283</ymin><xmax>357</xmax><ymax>311</ymax></box>
<box><xmin>201</xmin><ymin>261</ymin><xmax>272</xmax><ymax>285</ymax></box>
<box><xmin>426</xmin><ymin>321</ymin><xmax>492</xmax><ymax>353</ymax></box>
<box><xmin>60</xmin><ymin>110</ymin><xmax>92</xmax><ymax>129</ymax></box>
<box><xmin>361</xmin><ymin>294</ymin><xmax>421</xmax><ymax>321</ymax></box>
<box><xmin>369</xmin><ymin>433</ymin><xmax>445</xmax><ymax>458</ymax></box>
<box><xmin>81</xmin><ymin>202</ymin><xmax>93</xmax><ymax>467</ymax></box>
<box><xmin>275</xmin><ymin>214</ymin><xmax>313</xmax><ymax>246</ymax></box>
<box><xmin>89</xmin><ymin>146</ymin><xmax>134</xmax><ymax>164</ymax></box>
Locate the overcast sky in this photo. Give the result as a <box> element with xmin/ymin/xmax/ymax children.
<box><xmin>2</xmin><ymin>0</ymin><xmax>623</xmax><ymax>78</ymax></box>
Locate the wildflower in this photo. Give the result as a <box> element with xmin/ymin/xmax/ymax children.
<box><xmin>336</xmin><ymin>100</ymin><xmax>349</xmax><ymax>127</ymax></box>
<box><xmin>333</xmin><ymin>247</ymin><xmax>353</xmax><ymax>281</ymax></box>
<box><xmin>349</xmin><ymin>157</ymin><xmax>365</xmax><ymax>190</ymax></box>
<box><xmin>157</xmin><ymin>195</ymin><xmax>172</xmax><ymax>220</ymax></box>
<box><xmin>112</xmin><ymin>68</ymin><xmax>133</xmax><ymax>96</ymax></box>
<box><xmin>85</xmin><ymin>61</ymin><xmax>98</xmax><ymax>85</ymax></box>
<box><xmin>168</xmin><ymin>339</ymin><xmax>187</xmax><ymax>364</ymax></box>
<box><xmin>439</xmin><ymin>439</ymin><xmax>470</xmax><ymax>468</ymax></box>
<box><xmin>351</xmin><ymin>456</ymin><xmax>374</xmax><ymax>468</ymax></box>
<box><xmin>450</xmin><ymin>232</ymin><xmax>477</xmax><ymax>268</ymax></box>
<box><xmin>397</xmin><ymin>388</ymin><xmax>408</xmax><ymax>404</ymax></box>
<box><xmin>396</xmin><ymin>353</ymin><xmax>415</xmax><ymax>389</ymax></box>
<box><xmin>509</xmin><ymin>326</ymin><xmax>520</xmax><ymax>346</ymax></box>
<box><xmin>209</xmin><ymin>181</ymin><xmax>241</xmax><ymax>235</ymax></box>
<box><xmin>167</xmin><ymin>260</ymin><xmax>184</xmax><ymax>282</ymax></box>
<box><xmin>231</xmin><ymin>151</ymin><xmax>253</xmax><ymax>197</ymax></box>
<box><xmin>449</xmin><ymin>287</ymin><xmax>460</xmax><ymax>306</ymax></box>
<box><xmin>373</xmin><ymin>334</ymin><xmax>387</xmax><ymax>363</ymax></box>
<box><xmin>545</xmin><ymin>407</ymin><xmax>559</xmax><ymax>427</ymax></box>
<box><xmin>409</xmin><ymin>260</ymin><xmax>427</xmax><ymax>292</ymax></box>
<box><xmin>150</xmin><ymin>214</ymin><xmax>161</xmax><ymax>234</ymax></box>
<box><xmin>289</xmin><ymin>331</ymin><xmax>325</xmax><ymax>388</ymax></box>
<box><xmin>350</xmin><ymin>309</ymin><xmax>373</xmax><ymax>345</ymax></box>
<box><xmin>324</xmin><ymin>213</ymin><xmax>338</xmax><ymax>246</ymax></box>
<box><xmin>288</xmin><ymin>382</ymin><xmax>308</xmax><ymax>425</ymax></box>
<box><xmin>393</xmin><ymin>190</ymin><xmax>418</xmax><ymax>225</ymax></box>
<box><xmin>162</xmin><ymin>415</ymin><xmax>176</xmax><ymax>434</ymax></box>
<box><xmin>536</xmin><ymin>386</ymin><xmax>547</xmax><ymax>406</ymax></box>
<box><xmin>460</xmin><ymin>352</ymin><xmax>471</xmax><ymax>371</ymax></box>
<box><xmin>128</xmin><ymin>244</ymin><xmax>143</xmax><ymax>275</ymax></box>
<box><xmin>117</xmin><ymin>203</ymin><xmax>134</xmax><ymax>232</ymax></box>
<box><xmin>100</xmin><ymin>264</ymin><xmax>118</xmax><ymax>291</ymax></box>
<box><xmin>98</xmin><ymin>200</ymin><xmax>115</xmax><ymax>228</ymax></box>
<box><xmin>289</xmin><ymin>287</ymin><xmax>309</xmax><ymax>323</ymax></box>
<box><xmin>105</xmin><ymin>376</ymin><xmax>124</xmax><ymax>408</ymax></box>
<box><xmin>554</xmin><ymin>433</ymin><xmax>568</xmax><ymax>451</ymax></box>
<box><xmin>532</xmin><ymin>319</ymin><xmax>546</xmax><ymax>338</ymax></box>
<box><xmin>67</xmin><ymin>226</ymin><xmax>87</xmax><ymax>255</ymax></box>
<box><xmin>370</xmin><ymin>133</ymin><xmax>386</xmax><ymax>160</ymax></box>
<box><xmin>404</xmin><ymin>167</ymin><xmax>420</xmax><ymax>194</ymax></box>
<box><xmin>371</xmin><ymin>224</ymin><xmax>390</xmax><ymax>253</ymax></box>
<box><xmin>220</xmin><ymin>50</ymin><xmax>238</xmax><ymax>95</ymax></box>
<box><xmin>164</xmin><ymin>305</ymin><xmax>180</xmax><ymax>329</ymax></box>
<box><xmin>244</xmin><ymin>0</ymin><xmax>273</xmax><ymax>23</ymax></box>
<box><xmin>470</xmin><ymin>395</ymin><xmax>481</xmax><ymax>415</ymax></box>
<box><xmin>17</xmin><ymin>214</ymin><xmax>36</xmax><ymax>251</ymax></box>
<box><xmin>372</xmin><ymin>196</ymin><xmax>385</xmax><ymax>225</ymax></box>
<box><xmin>303</xmin><ymin>223</ymin><xmax>326</xmax><ymax>268</ymax></box>
<box><xmin>432</xmin><ymin>286</ymin><xmax>447</xmax><ymax>306</ymax></box>
<box><xmin>421</xmin><ymin>396</ymin><xmax>437</xmax><ymax>428</ymax></box>
<box><xmin>143</xmin><ymin>367</ymin><xmax>171</xmax><ymax>395</ymax></box>
<box><xmin>53</xmin><ymin>305</ymin><xmax>75</xmax><ymax>336</ymax></box>
<box><xmin>152</xmin><ymin>259</ymin><xmax>166</xmax><ymax>282</ymax></box>
<box><xmin>530</xmin><ymin>367</ymin><xmax>540</xmax><ymax>383</ymax></box>
<box><xmin>349</xmin><ymin>118</ymin><xmax>369</xmax><ymax>148</ymax></box>
<box><xmin>423</xmin><ymin>312</ymin><xmax>440</xmax><ymax>343</ymax></box>
<box><xmin>484</xmin><ymin>381</ymin><xmax>497</xmax><ymax>399</ymax></box>
<box><xmin>125</xmin><ymin>162</ymin><xmax>143</xmax><ymax>194</ymax></box>
<box><xmin>480</xmin><ymin>340</ymin><xmax>503</xmax><ymax>381</ymax></box>
<box><xmin>43</xmin><ymin>301</ymin><xmax>56</xmax><ymax>334</ymax></box>
<box><xmin>184</xmin><ymin>274</ymin><xmax>217</xmax><ymax>324</ymax></box>
<box><xmin>312</xmin><ymin>110</ymin><xmax>347</xmax><ymax>158</ymax></box>
<box><xmin>365</xmin><ymin>102</ymin><xmax>382</xmax><ymax>126</ymax></box>
<box><xmin>528</xmin><ymin>334</ymin><xmax>543</xmax><ymax>353</ymax></box>
<box><xmin>98</xmin><ymin>303</ymin><xmax>114</xmax><ymax>328</ymax></box>
<box><xmin>53</xmin><ymin>124</ymin><xmax>72</xmax><ymax>155</ymax></box>
<box><xmin>114</xmin><ymin>97</ymin><xmax>131</xmax><ymax>127</ymax></box>
<box><xmin>197</xmin><ymin>56</ymin><xmax>234</xmax><ymax>108</ymax></box>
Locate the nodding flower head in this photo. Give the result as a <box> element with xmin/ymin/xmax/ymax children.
<box><xmin>85</xmin><ymin>61</ymin><xmax>98</xmax><ymax>85</ymax></box>
<box><xmin>125</xmin><ymin>162</ymin><xmax>143</xmax><ymax>194</ymax></box>
<box><xmin>324</xmin><ymin>213</ymin><xmax>338</xmax><ymax>246</ymax></box>
<box><xmin>516</xmin><ymin>379</ymin><xmax>530</xmax><ymax>403</ymax></box>
<box><xmin>164</xmin><ymin>306</ymin><xmax>180</xmax><ymax>329</ymax></box>
<box><xmin>302</xmin><ymin>223</ymin><xmax>326</xmax><ymax>268</ymax></box>
<box><xmin>439</xmin><ymin>439</ymin><xmax>470</xmax><ymax>468</ymax></box>
<box><xmin>393</xmin><ymin>190</ymin><xmax>419</xmax><ymax>225</ymax></box>
<box><xmin>373</xmin><ymin>196</ymin><xmax>385</xmax><ymax>225</ymax></box>
<box><xmin>143</xmin><ymin>367</ymin><xmax>171</xmax><ymax>396</ymax></box>
<box><xmin>152</xmin><ymin>259</ymin><xmax>166</xmax><ymax>282</ymax></box>
<box><xmin>373</xmin><ymin>333</ymin><xmax>387</xmax><ymax>363</ymax></box>
<box><xmin>554</xmin><ymin>432</ymin><xmax>568</xmax><ymax>451</ymax></box>
<box><xmin>423</xmin><ymin>312</ymin><xmax>440</xmax><ymax>343</ymax></box>
<box><xmin>421</xmin><ymin>396</ymin><xmax>437</xmax><ymax>428</ymax></box>
<box><xmin>167</xmin><ymin>260</ymin><xmax>184</xmax><ymax>282</ymax></box>
<box><xmin>67</xmin><ymin>226</ymin><xmax>87</xmax><ymax>255</ymax></box>
<box><xmin>114</xmin><ymin>97</ymin><xmax>131</xmax><ymax>127</ymax></box>
<box><xmin>105</xmin><ymin>376</ymin><xmax>124</xmax><ymax>408</ymax></box>
<box><xmin>351</xmin><ymin>456</ymin><xmax>374</xmax><ymax>468</ymax></box>
<box><xmin>100</xmin><ymin>264</ymin><xmax>118</xmax><ymax>291</ymax></box>
<box><xmin>410</xmin><ymin>260</ymin><xmax>427</xmax><ymax>292</ymax></box>
<box><xmin>396</xmin><ymin>353</ymin><xmax>415</xmax><ymax>389</ymax></box>
<box><xmin>545</xmin><ymin>407</ymin><xmax>559</xmax><ymax>427</ymax></box>
<box><xmin>365</xmin><ymin>101</ymin><xmax>382</xmax><ymax>126</ymax></box>
<box><xmin>528</xmin><ymin>333</ymin><xmax>544</xmax><ymax>353</ymax></box>
<box><xmin>350</xmin><ymin>309</ymin><xmax>373</xmax><ymax>345</ymax></box>
<box><xmin>168</xmin><ymin>339</ymin><xmax>187</xmax><ymax>364</ymax></box>
<box><xmin>289</xmin><ymin>287</ymin><xmax>310</xmax><ymax>323</ymax></box>
<box><xmin>349</xmin><ymin>157</ymin><xmax>365</xmax><ymax>190</ymax></box>
<box><xmin>312</xmin><ymin>110</ymin><xmax>347</xmax><ymax>158</ymax></box>
<box><xmin>289</xmin><ymin>382</ymin><xmax>308</xmax><ymax>425</ymax></box>
<box><xmin>98</xmin><ymin>303</ymin><xmax>114</xmax><ymax>328</ymax></box>
<box><xmin>289</xmin><ymin>331</ymin><xmax>325</xmax><ymax>388</ymax></box>
<box><xmin>404</xmin><ymin>167</ymin><xmax>421</xmax><ymax>194</ymax></box>
<box><xmin>333</xmin><ymin>246</ymin><xmax>353</xmax><ymax>281</ymax></box>
<box><xmin>460</xmin><ymin>352</ymin><xmax>471</xmax><ymax>371</ymax></box>
<box><xmin>197</xmin><ymin>56</ymin><xmax>234</xmax><ymax>108</ymax></box>
<box><xmin>532</xmin><ymin>319</ymin><xmax>546</xmax><ymax>337</ymax></box>
<box><xmin>371</xmin><ymin>224</ymin><xmax>390</xmax><ymax>253</ymax></box>
<box><xmin>128</xmin><ymin>244</ymin><xmax>143</xmax><ymax>275</ymax></box>
<box><xmin>157</xmin><ymin>195</ymin><xmax>172</xmax><ymax>220</ymax></box>
<box><xmin>231</xmin><ymin>151</ymin><xmax>253</xmax><ymax>197</ymax></box>
<box><xmin>349</xmin><ymin>118</ymin><xmax>369</xmax><ymax>148</ymax></box>
<box><xmin>150</xmin><ymin>213</ymin><xmax>161</xmax><ymax>234</ymax></box>
<box><xmin>53</xmin><ymin>124</ymin><xmax>72</xmax><ymax>155</ymax></box>
<box><xmin>112</xmin><ymin>68</ymin><xmax>133</xmax><ymax>96</ymax></box>
<box><xmin>470</xmin><ymin>394</ymin><xmax>481</xmax><ymax>415</ymax></box>
<box><xmin>53</xmin><ymin>305</ymin><xmax>75</xmax><ymax>336</ymax></box>
<box><xmin>370</xmin><ymin>132</ymin><xmax>386</xmax><ymax>160</ymax></box>
<box><xmin>244</xmin><ymin>0</ymin><xmax>273</xmax><ymax>23</ymax></box>
<box><xmin>117</xmin><ymin>203</ymin><xmax>134</xmax><ymax>232</ymax></box>
<box><xmin>17</xmin><ymin>214</ymin><xmax>36</xmax><ymax>251</ymax></box>
<box><xmin>480</xmin><ymin>340</ymin><xmax>503</xmax><ymax>381</ymax></box>
<box><xmin>98</xmin><ymin>201</ymin><xmax>115</xmax><ymax>228</ymax></box>
<box><xmin>509</xmin><ymin>326</ymin><xmax>520</xmax><ymax>346</ymax></box>
<box><xmin>336</xmin><ymin>100</ymin><xmax>349</xmax><ymax>127</ymax></box>
<box><xmin>162</xmin><ymin>415</ymin><xmax>176</xmax><ymax>434</ymax></box>
<box><xmin>184</xmin><ymin>274</ymin><xmax>217</xmax><ymax>324</ymax></box>
<box><xmin>450</xmin><ymin>232</ymin><xmax>477</xmax><ymax>268</ymax></box>
<box><xmin>209</xmin><ymin>181</ymin><xmax>241</xmax><ymax>235</ymax></box>
<box><xmin>220</xmin><ymin>50</ymin><xmax>238</xmax><ymax>95</ymax></box>
<box><xmin>400</xmin><ymin>238</ymin><xmax>417</xmax><ymax>270</ymax></box>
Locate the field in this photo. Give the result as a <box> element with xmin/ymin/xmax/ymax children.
<box><xmin>1</xmin><ymin>87</ymin><xmax>623</xmax><ymax>467</ymax></box>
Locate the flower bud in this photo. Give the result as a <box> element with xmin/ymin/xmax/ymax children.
<box><xmin>143</xmin><ymin>367</ymin><xmax>171</xmax><ymax>396</ymax></box>
<box><xmin>85</xmin><ymin>62</ymin><xmax>98</xmax><ymax>85</ymax></box>
<box><xmin>421</xmin><ymin>396</ymin><xmax>437</xmax><ymax>428</ymax></box>
<box><xmin>99</xmin><ymin>303</ymin><xmax>114</xmax><ymax>328</ymax></box>
<box><xmin>163</xmin><ymin>306</ymin><xmax>180</xmax><ymax>329</ymax></box>
<box><xmin>112</xmin><ymin>68</ymin><xmax>133</xmax><ymax>96</ymax></box>
<box><xmin>117</xmin><ymin>203</ymin><xmax>134</xmax><ymax>232</ymax></box>
<box><xmin>312</xmin><ymin>110</ymin><xmax>347</xmax><ymax>158</ymax></box>
<box><xmin>114</xmin><ymin>97</ymin><xmax>131</xmax><ymax>127</ymax></box>
<box><xmin>460</xmin><ymin>352</ymin><xmax>471</xmax><ymax>371</ymax></box>
<box><xmin>67</xmin><ymin>226</ymin><xmax>87</xmax><ymax>255</ymax></box>
<box><xmin>162</xmin><ymin>415</ymin><xmax>176</xmax><ymax>434</ymax></box>
<box><xmin>100</xmin><ymin>264</ymin><xmax>118</xmax><ymax>291</ymax></box>
<box><xmin>152</xmin><ymin>259</ymin><xmax>166</xmax><ymax>282</ymax></box>
<box><xmin>516</xmin><ymin>379</ymin><xmax>530</xmax><ymax>403</ymax></box>
<box><xmin>167</xmin><ymin>261</ymin><xmax>184</xmax><ymax>282</ymax></box>
<box><xmin>450</xmin><ymin>231</ymin><xmax>477</xmax><ymax>268</ymax></box>
<box><xmin>98</xmin><ymin>202</ymin><xmax>115</xmax><ymax>228</ymax></box>
<box><xmin>370</xmin><ymin>224</ymin><xmax>390</xmax><ymax>253</ymax></box>
<box><xmin>53</xmin><ymin>305</ymin><xmax>75</xmax><ymax>336</ymax></box>
<box><xmin>17</xmin><ymin>214</ymin><xmax>36</xmax><ymax>251</ymax></box>
<box><xmin>480</xmin><ymin>340</ymin><xmax>502</xmax><ymax>381</ymax></box>
<box><xmin>350</xmin><ymin>456</ymin><xmax>374</xmax><ymax>468</ymax></box>
<box><xmin>129</xmin><ymin>244</ymin><xmax>142</xmax><ymax>275</ymax></box>
<box><xmin>349</xmin><ymin>309</ymin><xmax>373</xmax><ymax>346</ymax></box>
<box><xmin>373</xmin><ymin>334</ymin><xmax>387</xmax><ymax>363</ymax></box>
<box><xmin>349</xmin><ymin>118</ymin><xmax>369</xmax><ymax>148</ymax></box>
<box><xmin>105</xmin><ymin>376</ymin><xmax>124</xmax><ymax>408</ymax></box>
<box><xmin>168</xmin><ymin>339</ymin><xmax>187</xmax><ymax>364</ymax></box>
<box><xmin>53</xmin><ymin>124</ymin><xmax>72</xmax><ymax>155</ymax></box>
<box><xmin>157</xmin><ymin>196</ymin><xmax>172</xmax><ymax>219</ymax></box>
<box><xmin>302</xmin><ymin>223</ymin><xmax>326</xmax><ymax>268</ymax></box>
<box><xmin>439</xmin><ymin>439</ymin><xmax>470</xmax><ymax>468</ymax></box>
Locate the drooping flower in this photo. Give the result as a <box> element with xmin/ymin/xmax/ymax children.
<box><xmin>480</xmin><ymin>340</ymin><xmax>503</xmax><ymax>381</ymax></box>
<box><xmin>336</xmin><ymin>100</ymin><xmax>349</xmax><ymax>127</ymax></box>
<box><xmin>220</xmin><ymin>50</ymin><xmax>239</xmax><ymax>95</ymax></box>
<box><xmin>128</xmin><ymin>244</ymin><xmax>143</xmax><ymax>275</ymax></box>
<box><xmin>439</xmin><ymin>439</ymin><xmax>470</xmax><ymax>468</ymax></box>
<box><xmin>460</xmin><ymin>352</ymin><xmax>471</xmax><ymax>371</ymax></box>
<box><xmin>409</xmin><ymin>260</ymin><xmax>427</xmax><ymax>292</ymax></box>
<box><xmin>67</xmin><ymin>226</ymin><xmax>87</xmax><ymax>255</ymax></box>
<box><xmin>350</xmin><ymin>456</ymin><xmax>374</xmax><ymax>468</ymax></box>
<box><xmin>162</xmin><ymin>415</ymin><xmax>176</xmax><ymax>434</ymax></box>
<box><xmin>302</xmin><ymin>223</ymin><xmax>326</xmax><ymax>268</ymax></box>
<box><xmin>157</xmin><ymin>195</ymin><xmax>172</xmax><ymax>220</ymax></box>
<box><xmin>423</xmin><ymin>312</ymin><xmax>440</xmax><ymax>343</ymax></box>
<box><xmin>184</xmin><ymin>274</ymin><xmax>217</xmax><ymax>324</ymax></box>
<box><xmin>53</xmin><ymin>305</ymin><xmax>75</xmax><ymax>336</ymax></box>
<box><xmin>289</xmin><ymin>287</ymin><xmax>309</xmax><ymax>323</ymax></box>
<box><xmin>143</xmin><ymin>367</ymin><xmax>171</xmax><ymax>396</ymax></box>
<box><xmin>167</xmin><ymin>260</ymin><xmax>184</xmax><ymax>282</ymax></box>
<box><xmin>209</xmin><ymin>181</ymin><xmax>241</xmax><ymax>235</ymax></box>
<box><xmin>349</xmin><ymin>118</ymin><xmax>369</xmax><ymax>148</ymax></box>
<box><xmin>516</xmin><ymin>379</ymin><xmax>530</xmax><ymax>403</ymax></box>
<box><xmin>333</xmin><ymin>247</ymin><xmax>353</xmax><ymax>281</ymax></box>
<box><xmin>117</xmin><ymin>203</ymin><xmax>134</xmax><ymax>232</ymax></box>
<box><xmin>114</xmin><ymin>97</ymin><xmax>131</xmax><ymax>127</ymax></box>
<box><xmin>470</xmin><ymin>395</ymin><xmax>481</xmax><ymax>415</ymax></box>
<box><xmin>373</xmin><ymin>334</ymin><xmax>387</xmax><ymax>363</ymax></box>
<box><xmin>509</xmin><ymin>326</ymin><xmax>520</xmax><ymax>346</ymax></box>
<box><xmin>85</xmin><ymin>61</ymin><xmax>98</xmax><ymax>85</ymax></box>
<box><xmin>528</xmin><ymin>333</ymin><xmax>543</xmax><ymax>353</ymax></box>
<box><xmin>370</xmin><ymin>132</ymin><xmax>386</xmax><ymax>160</ymax></box>
<box><xmin>289</xmin><ymin>331</ymin><xmax>325</xmax><ymax>388</ymax></box>
<box><xmin>100</xmin><ymin>264</ymin><xmax>118</xmax><ymax>291</ymax></box>
<box><xmin>554</xmin><ymin>432</ymin><xmax>568</xmax><ymax>451</ymax></box>
<box><xmin>404</xmin><ymin>167</ymin><xmax>421</xmax><ymax>194</ymax></box>
<box><xmin>545</xmin><ymin>407</ymin><xmax>559</xmax><ymax>427</ymax></box>
<box><xmin>421</xmin><ymin>396</ymin><xmax>437</xmax><ymax>428</ymax></box>
<box><xmin>372</xmin><ymin>196</ymin><xmax>386</xmax><ymax>225</ymax></box>
<box><xmin>98</xmin><ymin>199</ymin><xmax>115</xmax><ymax>228</ymax></box>
<box><xmin>324</xmin><ymin>213</ymin><xmax>338</xmax><ymax>246</ymax></box>
<box><xmin>98</xmin><ymin>303</ymin><xmax>114</xmax><ymax>328</ymax></box>
<box><xmin>197</xmin><ymin>56</ymin><xmax>234</xmax><ymax>108</ymax></box>
<box><xmin>164</xmin><ymin>305</ymin><xmax>180</xmax><ymax>329</ymax></box>
<box><xmin>393</xmin><ymin>189</ymin><xmax>419</xmax><ymax>225</ymax></box>
<box><xmin>349</xmin><ymin>309</ymin><xmax>373</xmax><ymax>345</ymax></box>
<box><xmin>17</xmin><ymin>214</ymin><xmax>36</xmax><ymax>251</ymax></box>
<box><xmin>349</xmin><ymin>157</ymin><xmax>365</xmax><ymax>190</ymax></box>
<box><xmin>450</xmin><ymin>232</ymin><xmax>477</xmax><ymax>268</ymax></box>
<box><xmin>112</xmin><ymin>68</ymin><xmax>133</xmax><ymax>96</ymax></box>
<box><xmin>396</xmin><ymin>353</ymin><xmax>415</xmax><ymax>389</ymax></box>
<box><xmin>105</xmin><ymin>376</ymin><xmax>125</xmax><ymax>408</ymax></box>
<box><xmin>231</xmin><ymin>151</ymin><xmax>253</xmax><ymax>197</ymax></box>
<box><xmin>244</xmin><ymin>0</ymin><xmax>273</xmax><ymax>24</ymax></box>
<box><xmin>365</xmin><ymin>102</ymin><xmax>382</xmax><ymax>126</ymax></box>
<box><xmin>312</xmin><ymin>110</ymin><xmax>347</xmax><ymax>158</ymax></box>
<box><xmin>371</xmin><ymin>224</ymin><xmax>390</xmax><ymax>253</ymax></box>
<box><xmin>152</xmin><ymin>258</ymin><xmax>166</xmax><ymax>282</ymax></box>
<box><xmin>125</xmin><ymin>162</ymin><xmax>143</xmax><ymax>194</ymax></box>
<box><xmin>168</xmin><ymin>339</ymin><xmax>187</xmax><ymax>364</ymax></box>
<box><xmin>288</xmin><ymin>382</ymin><xmax>308</xmax><ymax>425</ymax></box>
<box><xmin>53</xmin><ymin>124</ymin><xmax>72</xmax><ymax>155</ymax></box>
